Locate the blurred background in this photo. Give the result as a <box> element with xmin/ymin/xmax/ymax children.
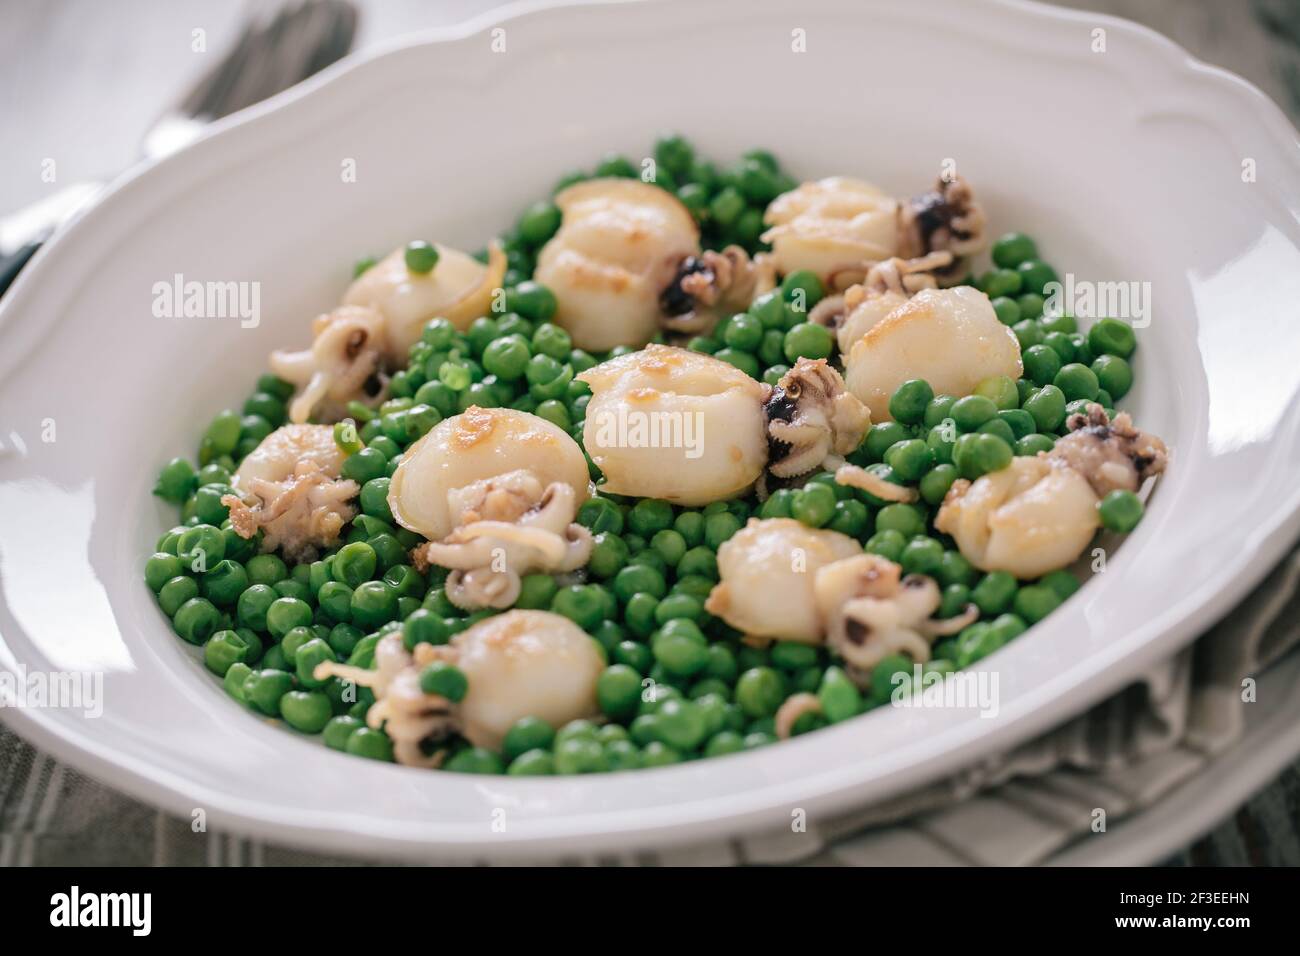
<box><xmin>1</xmin><ymin>0</ymin><xmax>1298</xmax><ymax>866</ymax></box>
<box><xmin>2</xmin><ymin>0</ymin><xmax>1300</xmax><ymax>215</ymax></box>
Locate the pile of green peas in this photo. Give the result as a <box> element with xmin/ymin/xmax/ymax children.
<box><xmin>147</xmin><ymin>138</ymin><xmax>1146</xmax><ymax>774</ymax></box>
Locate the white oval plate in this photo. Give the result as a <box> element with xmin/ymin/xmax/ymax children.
<box><xmin>2</xmin><ymin>0</ymin><xmax>1299</xmax><ymax>861</ymax></box>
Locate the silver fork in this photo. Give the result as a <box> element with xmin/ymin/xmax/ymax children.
<box><xmin>0</xmin><ymin>0</ymin><xmax>358</xmax><ymax>295</ymax></box>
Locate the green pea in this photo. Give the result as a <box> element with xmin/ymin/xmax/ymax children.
<box><xmin>901</xmin><ymin>536</ymin><xmax>945</xmax><ymax>576</ymax></box>
<box><xmin>319</xmin><ymin>715</ymin><xmax>362</xmax><ymax>751</ymax></box>
<box><xmin>919</xmin><ymin>463</ymin><xmax>958</xmax><ymax>505</ymax></box>
<box><xmin>176</xmin><ymin>524</ymin><xmax>224</xmax><ymax>572</ymax></box>
<box><xmin>698</xmin><ymin>511</ymin><xmax>738</xmax><ymax>548</ymax></box>
<box><xmin>242</xmin><ymin>668</ymin><xmax>295</xmax><ymax>716</ymax></box>
<box><xmin>233</xmin><ymin>583</ymin><xmax>273</xmax><ymax>631</ymax></box>
<box><xmin>512</xmin><ymin>573</ymin><xmax>557</xmax><ymax>611</ymax></box>
<box><xmin>678</xmin><ymin>547</ymin><xmax>718</xmax><ymax>580</ymax></box>
<box><xmin>659</xmin><ymin>512</ymin><xmax>701</xmax><ymax>551</ymax></box>
<box><xmin>515</xmin><ymin>199</ymin><xmax>561</xmax><ymax>245</ymax></box>
<box><xmin>991</xmin><ymin>232</ymin><xmax>1038</xmax><ymax>269</ymax></box>
<box><xmin>826</xmin><ymin>498</ymin><xmax>870</xmax><ymax>537</ymax></box>
<box><xmin>345</xmin><ymin>727</ymin><xmax>394</xmax><ymax>762</ymax></box>
<box><xmin>711</xmin><ymin>347</ymin><xmax>758</xmax><ymax>378</ymax></box>
<box><xmin>503</xmin><ymin>749</ymin><xmax>553</xmax><ymax>775</ymax></box>
<box><xmin>595</xmin><ymin>664</ymin><xmax>642</xmax><ymax>720</ymax></box>
<box><xmin>263</xmin><ymin>597</ymin><xmax>310</xmax><ymax>640</ymax></box>
<box><xmin>505</xmin><ymin>280</ymin><xmax>558</xmax><ymax>322</ymax></box>
<box><xmin>950</xmin><ymin>394</ymin><xmax>998</xmax><ymax>432</ymax></box>
<box><xmin>495</xmin><ymin>718</ymin><xmax>555</xmax><ymax>765</ymax></box>
<box><xmin>939</xmin><ymin>583</ymin><xmax>972</xmax><ymax>619</ymax></box>
<box><xmin>950</xmin><ymin>623</ymin><xmax>1000</xmax><ymax>668</ymax></box>
<box><xmin>144</xmin><ymin>553</ymin><xmax>184</xmax><ymax>593</ymax></box>
<box><xmin>697</xmin><ymin>731</ymin><xmax>741</xmax><ymax>758</ymax></box>
<box><xmin>937</xmin><ymin>550</ymin><xmax>976</xmax><ymax>588</ymax></box>
<box><xmin>736</xmin><ymin>667</ymin><xmax>785</xmax><ymax>718</ymax></box>
<box><xmin>865</xmin><ymin>528</ymin><xmax>906</xmax><ymax>562</ymax></box>
<box><xmin>1098</xmin><ymin>489</ymin><xmax>1144</xmax><ymax>533</ymax></box>
<box><xmin>972</xmin><ymin>571</ymin><xmax>1018</xmax><ymax>616</ymax></box>
<box><xmin>404</xmin><ymin>240</ymin><xmax>440</xmax><ymax>274</ymax></box>
<box><xmin>921</xmin><ymin>394</ymin><xmax>956</xmax><ymax>429</ymax></box>
<box><xmin>203</xmin><ymin>629</ymin><xmax>251</xmax><ymax>676</ymax></box>
<box><xmin>409</xmin><ymin>662</ymin><xmax>466</xmax><ymax>705</ymax></box>
<box><xmin>974</xmin><ymin>375</ymin><xmax>1019</xmax><ymax>410</ymax></box>
<box><xmin>863</xmin><ymin>421</ymin><xmax>911</xmax><ymax>462</ymax></box>
<box><xmin>888</xmin><ymin>379</ymin><xmax>934</xmax><ymax>425</ymax></box>
<box><xmin>651</xmin><ymin>620</ymin><xmax>709</xmax><ymax>677</ymax></box>
<box><xmin>1040</xmin><ymin>569</ymin><xmax>1082</xmax><ymax>601</ymax></box>
<box><xmin>792</xmin><ymin>482</ymin><xmax>836</xmax><ymax>527</ymax></box>
<box><xmin>294</xmin><ymin>637</ymin><xmax>336</xmax><ymax>689</ymax></box>
<box><xmin>816</xmin><ymin>666</ymin><xmax>862</xmax><ymax>723</ymax></box>
<box><xmin>883</xmin><ymin>438</ymin><xmax>933</xmax><ymax>482</ymax></box>
<box><xmin>1012</xmin><ymin>584</ymin><xmax>1061</xmax><ymax>624</ymax></box>
<box><xmin>721</xmin><ymin>313</ymin><xmax>763</xmax><ymax>352</ymax></box>
<box><xmin>783</xmin><ymin>322</ymin><xmax>833</xmax><ymax>362</ymax></box>
<box><xmin>172</xmin><ymin>597</ymin><xmax>220</xmax><ymax>645</ymax></box>
<box><xmin>1016</xmin><ymin>259</ymin><xmax>1058</xmax><ymax>295</ymax></box>
<box><xmin>583</xmin><ymin>533</ymin><xmax>627</xmax><ymax>580</ymax></box>
<box><xmin>549</xmin><ymin>584</ymin><xmax>604</xmax><ymax>630</ymax></box>
<box><xmin>1091</xmin><ymin>354</ymin><xmax>1133</xmax><ymax>400</ymax></box>
<box><xmin>1015</xmin><ymin>293</ymin><xmax>1044</xmax><ymax>320</ymax></box>
<box><xmin>654</xmin><ymin>593</ymin><xmax>702</xmax><ymax>625</ymax></box>
<box><xmin>614</xmin><ymin>563</ymin><xmax>668</xmax><ymax>603</ymax></box>
<box><xmin>333</xmin><ymin>541</ymin><xmax>377</xmax><ymax>588</ymax></box>
<box><xmin>769</xmin><ymin>641</ymin><xmax>817</xmax><ymax>672</ymax></box>
<box><xmin>610</xmin><ymin>641</ymin><xmax>650</xmax><ymax>676</ymax></box>
<box><xmin>272</xmin><ymin>577</ymin><xmax>312</xmax><ymax>604</ymax></box>
<box><xmin>980</xmin><ymin>268</ymin><xmax>1023</xmax><ymax>298</ymax></box>
<box><xmin>154</xmin><ymin>457</ymin><xmax>197</xmax><ymax>503</ymax></box>
<box><xmin>1023</xmin><ymin>383</ymin><xmax>1067</xmax><ymax>433</ymax></box>
<box><xmin>350</xmin><ymin>581</ymin><xmax>397</xmax><ymax>627</ymax></box>
<box><xmin>997</xmin><ymin>408</ymin><xmax>1037</xmax><ymax>441</ymax></box>
<box><xmin>223</xmin><ymin>662</ymin><xmax>254</xmax><ymax>703</ymax></box>
<box><xmin>200</xmin><ymin>559</ymin><xmax>248</xmax><ymax>607</ymax></box>
<box><xmin>1012</xmin><ymin>319</ymin><xmax>1044</xmax><ymax>350</ymax></box>
<box><xmin>1040</xmin><ymin>332</ymin><xmax>1076</xmax><ymax>366</ymax></box>
<box><xmin>991</xmin><ymin>296</ymin><xmax>1021</xmax><ymax>326</ymax></box>
<box><xmin>875</xmin><ymin>503</ymin><xmax>926</xmax><ymax>538</ymax></box>
<box><xmin>1053</xmin><ymin>363</ymin><xmax>1100</xmax><ymax>402</ymax></box>
<box><xmin>279</xmin><ymin>690</ymin><xmax>332</xmax><ymax>733</ymax></box>
<box><xmin>959</xmin><ymin>429</ymin><xmax>1013</xmax><ymax>478</ymax></box>
<box><xmin>624</xmin><ymin>592</ymin><xmax>660</xmax><ymax>638</ymax></box>
<box><xmin>339</xmin><ymin>446</ymin><xmax>386</xmax><ymax>485</ymax></box>
<box><xmin>1087</xmin><ymin>317</ymin><xmax>1136</xmax><ymax>358</ymax></box>
<box><xmin>625</xmin><ymin>498</ymin><xmax>672</xmax><ymax>537</ymax></box>
<box><xmin>642</xmin><ymin>698</ymin><xmax>702</xmax><ymax>752</ymax></box>
<box><xmin>550</xmin><ymin>737</ymin><xmax>604</xmax><ymax>774</ymax></box>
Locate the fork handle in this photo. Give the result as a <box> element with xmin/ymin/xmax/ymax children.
<box><xmin>0</xmin><ymin>240</ymin><xmax>42</xmax><ymax>300</ymax></box>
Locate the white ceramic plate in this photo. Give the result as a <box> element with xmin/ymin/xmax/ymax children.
<box><xmin>2</xmin><ymin>0</ymin><xmax>1299</xmax><ymax>861</ymax></box>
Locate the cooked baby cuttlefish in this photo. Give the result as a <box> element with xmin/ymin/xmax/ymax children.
<box><xmin>762</xmin><ymin>172</ymin><xmax>986</xmax><ymax>290</ymax></box>
<box><xmin>578</xmin><ymin>345</ymin><xmax>769</xmax><ymax>505</ymax></box>
<box><xmin>579</xmin><ymin>347</ymin><xmax>868</xmax><ymax>505</ymax></box>
<box><xmin>388</xmin><ymin>406</ymin><xmax>593</xmax><ymax>610</ymax></box>
<box><xmin>813</xmin><ymin>555</ymin><xmax>976</xmax><ymax>685</ymax></box>
<box><xmin>935</xmin><ymin>404</ymin><xmax>1168</xmax><ymax>578</ymax></box>
<box><xmin>843</xmin><ymin>286</ymin><xmax>1023</xmax><ymax>421</ymax></box>
<box><xmin>705</xmin><ymin>519</ymin><xmax>863</xmax><ymax>642</ymax></box>
<box><xmin>537</xmin><ymin>178</ymin><xmax>770</xmax><ymax>347</ymax></box>
<box><xmin>706</xmin><ymin>519</ymin><xmax>976</xmax><ymax>686</ymax></box>
<box><xmin>763</xmin><ymin>358</ymin><xmax>870</xmax><ymax>482</ymax></box>
<box><xmin>315</xmin><ymin>610</ymin><xmax>603</xmax><ymax>765</ymax></box>
<box><xmin>535</xmin><ymin>179</ymin><xmax>700</xmax><ymax>351</ymax></box>
<box><xmin>221</xmin><ymin>424</ymin><xmax>359</xmax><ymax>562</ymax></box>
<box><xmin>762</xmin><ymin>177</ymin><xmax>900</xmax><ymax>281</ymax></box>
<box><xmin>272</xmin><ymin>242</ymin><xmax>506</xmax><ymax>423</ymax></box>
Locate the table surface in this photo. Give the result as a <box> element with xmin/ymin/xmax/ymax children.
<box><xmin>1</xmin><ymin>0</ymin><xmax>1298</xmax><ymax>865</ymax></box>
